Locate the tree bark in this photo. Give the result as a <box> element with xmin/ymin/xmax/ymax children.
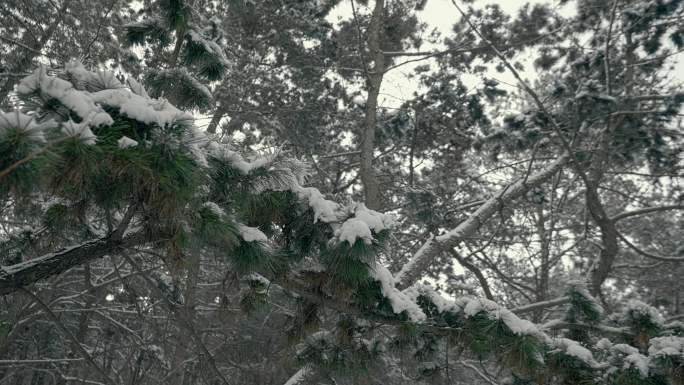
<box><xmin>0</xmin><ymin>231</ymin><xmax>149</xmax><ymax>295</ymax></box>
<box><xmin>586</xmin><ymin>184</ymin><xmax>619</xmax><ymax>295</ymax></box>
<box><xmin>359</xmin><ymin>0</ymin><xmax>385</xmax><ymax>210</ymax></box>
<box><xmin>170</xmin><ymin>254</ymin><xmax>201</xmax><ymax>385</ymax></box>
<box><xmin>206</xmin><ymin>107</ymin><xmax>225</xmax><ymax>134</ymax></box>
<box><xmin>534</xmin><ymin>204</ymin><xmax>550</xmax><ymax>321</ymax></box>
<box><xmin>450</xmin><ymin>250</ymin><xmax>494</xmax><ymax>300</ymax></box>
<box><xmin>586</xmin><ymin>26</ymin><xmax>641</xmax><ymax>295</ymax></box>
<box><xmin>169</xmin><ymin>25</ymin><xmax>187</xmax><ymax>69</ymax></box>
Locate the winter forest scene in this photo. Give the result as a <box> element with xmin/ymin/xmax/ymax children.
<box><xmin>1</xmin><ymin>0</ymin><xmax>684</xmax><ymax>384</ymax></box>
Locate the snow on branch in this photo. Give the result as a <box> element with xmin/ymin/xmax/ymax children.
<box><xmin>0</xmin><ymin>110</ymin><xmax>55</xmax><ymax>144</ymax></box>
<box><xmin>282</xmin><ymin>365</ymin><xmax>311</xmax><ymax>385</ymax></box>
<box><xmin>0</xmin><ymin>232</ymin><xmax>148</xmax><ymax>295</ymax></box>
<box><xmin>511</xmin><ymin>296</ymin><xmax>571</xmax><ymax>314</ymax></box>
<box><xmin>395</xmin><ymin>154</ymin><xmax>569</xmax><ymax>289</ymax></box>
<box><xmin>17</xmin><ymin>65</ymin><xmax>112</xmax><ymax>126</ymax></box>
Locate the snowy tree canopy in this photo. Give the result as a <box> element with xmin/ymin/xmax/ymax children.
<box><xmin>1</xmin><ymin>0</ymin><xmax>684</xmax><ymax>385</ymax></box>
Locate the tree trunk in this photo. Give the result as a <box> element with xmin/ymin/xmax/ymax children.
<box><xmin>206</xmin><ymin>107</ymin><xmax>225</xmax><ymax>134</ymax></box>
<box><xmin>534</xmin><ymin>205</ymin><xmax>550</xmax><ymax>322</ymax></box>
<box><xmin>169</xmin><ymin>254</ymin><xmax>201</xmax><ymax>385</ymax></box>
<box><xmin>586</xmin><ymin>183</ymin><xmax>619</xmax><ymax>296</ymax></box>
<box><xmin>359</xmin><ymin>0</ymin><xmax>385</xmax><ymax>210</ymax></box>
<box><xmin>169</xmin><ymin>21</ymin><xmax>187</xmax><ymax>69</ymax></box>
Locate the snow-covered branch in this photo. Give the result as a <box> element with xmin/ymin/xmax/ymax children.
<box><xmin>396</xmin><ymin>154</ymin><xmax>569</xmax><ymax>289</ymax></box>
<box><xmin>0</xmin><ymin>231</ymin><xmax>149</xmax><ymax>295</ymax></box>
<box><xmin>511</xmin><ymin>296</ymin><xmax>571</xmax><ymax>314</ymax></box>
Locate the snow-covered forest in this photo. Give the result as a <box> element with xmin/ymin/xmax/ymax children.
<box><xmin>1</xmin><ymin>0</ymin><xmax>683</xmax><ymax>384</ymax></box>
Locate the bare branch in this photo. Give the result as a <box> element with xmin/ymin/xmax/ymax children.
<box><xmin>122</xmin><ymin>254</ymin><xmax>233</xmax><ymax>385</ymax></box>
<box><xmin>618</xmin><ymin>232</ymin><xmax>684</xmax><ymax>262</ymax></box>
<box><xmin>511</xmin><ymin>296</ymin><xmax>571</xmax><ymax>315</ymax></box>
<box><xmin>449</xmin><ymin>250</ymin><xmax>494</xmax><ymax>300</ymax></box>
<box><xmin>319</xmin><ymin>150</ymin><xmax>362</xmax><ymax>159</ymax></box>
<box><xmin>459</xmin><ymin>361</ymin><xmax>500</xmax><ymax>385</ymax></box>
<box><xmin>541</xmin><ymin>320</ymin><xmax>631</xmax><ymax>336</ymax></box>
<box><xmin>0</xmin><ymin>358</ymin><xmax>84</xmax><ymax>365</ymax></box>
<box><xmin>282</xmin><ymin>365</ymin><xmax>311</xmax><ymax>385</ymax></box>
<box><xmin>19</xmin><ymin>288</ymin><xmax>116</xmax><ymax>385</ymax></box>
<box><xmin>603</xmin><ymin>0</ymin><xmax>619</xmax><ymax>96</ymax></box>
<box><xmin>610</xmin><ymin>204</ymin><xmax>684</xmax><ymax>222</ymax></box>
<box><xmin>0</xmin><ymin>35</ymin><xmax>42</xmax><ymax>55</ymax></box>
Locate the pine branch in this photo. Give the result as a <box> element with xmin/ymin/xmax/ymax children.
<box><xmin>0</xmin><ymin>231</ymin><xmax>149</xmax><ymax>295</ymax></box>
<box><xmin>450</xmin><ymin>1</ymin><xmax>621</xmax><ymax>295</ymax></box>
<box><xmin>382</xmin><ymin>25</ymin><xmax>564</xmax><ymax>73</ymax></box>
<box><xmin>0</xmin><ymin>127</ymin><xmax>89</xmax><ymax>180</ymax></box>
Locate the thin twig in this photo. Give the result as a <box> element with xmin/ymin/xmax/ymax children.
<box><xmin>617</xmin><ymin>232</ymin><xmax>684</xmax><ymax>262</ymax></box>
<box><xmin>0</xmin><ymin>35</ymin><xmax>42</xmax><ymax>55</ymax></box>
<box><xmin>19</xmin><ymin>288</ymin><xmax>116</xmax><ymax>385</ymax></box>
<box><xmin>122</xmin><ymin>254</ymin><xmax>233</xmax><ymax>385</ymax></box>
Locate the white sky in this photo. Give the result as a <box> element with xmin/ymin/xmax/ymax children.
<box><xmin>328</xmin><ymin>0</ymin><xmax>684</xmax><ymax>109</ymax></box>
<box><xmin>327</xmin><ymin>0</ymin><xmax>575</xmax><ymax>108</ymax></box>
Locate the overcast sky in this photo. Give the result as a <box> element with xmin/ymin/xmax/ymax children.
<box><xmin>328</xmin><ymin>0</ymin><xmax>683</xmax><ymax>109</ymax></box>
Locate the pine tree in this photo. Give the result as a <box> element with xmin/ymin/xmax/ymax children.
<box><xmin>1</xmin><ymin>57</ymin><xmax>684</xmax><ymax>385</ymax></box>
<box><xmin>123</xmin><ymin>0</ymin><xmax>229</xmax><ymax>110</ymax></box>
<box><xmin>1</xmin><ymin>0</ymin><xmax>684</xmax><ymax>384</ymax></box>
